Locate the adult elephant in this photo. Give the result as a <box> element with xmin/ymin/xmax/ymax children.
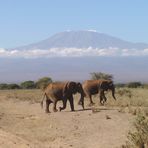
<box><xmin>78</xmin><ymin>79</ymin><xmax>116</xmax><ymax>106</ymax></box>
<box><xmin>41</xmin><ymin>81</ymin><xmax>84</xmax><ymax>113</ymax></box>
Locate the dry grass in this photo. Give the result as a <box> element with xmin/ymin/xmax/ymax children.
<box><xmin>102</xmin><ymin>88</ymin><xmax>148</xmax><ymax>116</ymax></box>
<box><xmin>0</xmin><ymin>89</ymin><xmax>43</xmax><ymax>103</ymax></box>
<box><xmin>121</xmin><ymin>113</ymin><xmax>148</xmax><ymax>148</ymax></box>
<box><xmin>0</xmin><ymin>87</ymin><xmax>148</xmax><ymax>117</ymax></box>
<box><xmin>0</xmin><ymin>87</ymin><xmax>148</xmax><ymax>110</ymax></box>
<box><xmin>107</xmin><ymin>88</ymin><xmax>148</xmax><ymax>107</ymax></box>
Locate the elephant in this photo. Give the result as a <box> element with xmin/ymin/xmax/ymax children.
<box><xmin>40</xmin><ymin>81</ymin><xmax>85</xmax><ymax>113</ymax></box>
<box><xmin>78</xmin><ymin>79</ymin><xmax>116</xmax><ymax>106</ymax></box>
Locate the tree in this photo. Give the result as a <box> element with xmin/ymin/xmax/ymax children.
<box><xmin>0</xmin><ymin>83</ymin><xmax>21</xmax><ymax>89</ymax></box>
<box><xmin>115</xmin><ymin>83</ymin><xmax>126</xmax><ymax>88</ymax></box>
<box><xmin>7</xmin><ymin>84</ymin><xmax>20</xmax><ymax>89</ymax></box>
<box><xmin>0</xmin><ymin>83</ymin><xmax>9</xmax><ymax>90</ymax></box>
<box><xmin>20</xmin><ymin>81</ymin><xmax>36</xmax><ymax>89</ymax></box>
<box><xmin>127</xmin><ymin>82</ymin><xmax>142</xmax><ymax>88</ymax></box>
<box><xmin>90</xmin><ymin>72</ymin><xmax>113</xmax><ymax>80</ymax></box>
<box><xmin>36</xmin><ymin>77</ymin><xmax>52</xmax><ymax>89</ymax></box>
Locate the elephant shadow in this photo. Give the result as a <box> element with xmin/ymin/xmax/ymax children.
<box><xmin>63</xmin><ymin>108</ymin><xmax>92</xmax><ymax>112</ymax></box>
<box><xmin>91</xmin><ymin>107</ymin><xmax>118</xmax><ymax>114</ymax></box>
<box><xmin>75</xmin><ymin>108</ymin><xmax>92</xmax><ymax>112</ymax></box>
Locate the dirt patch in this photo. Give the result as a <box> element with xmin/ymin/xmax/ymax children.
<box><xmin>0</xmin><ymin>95</ymin><xmax>133</xmax><ymax>148</ymax></box>
<box><xmin>0</xmin><ymin>129</ymin><xmax>34</xmax><ymax>148</ymax></box>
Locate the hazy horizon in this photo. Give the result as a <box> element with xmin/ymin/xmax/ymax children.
<box><xmin>0</xmin><ymin>57</ymin><xmax>147</xmax><ymax>83</ymax></box>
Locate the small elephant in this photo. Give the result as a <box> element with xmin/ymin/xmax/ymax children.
<box><xmin>78</xmin><ymin>79</ymin><xmax>116</xmax><ymax>106</ymax></box>
<box><xmin>41</xmin><ymin>81</ymin><xmax>84</xmax><ymax>113</ymax></box>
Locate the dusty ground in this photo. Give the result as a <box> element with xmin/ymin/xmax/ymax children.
<box><xmin>0</xmin><ymin>91</ymin><xmax>134</xmax><ymax>148</ymax></box>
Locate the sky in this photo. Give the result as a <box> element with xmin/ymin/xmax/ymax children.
<box><xmin>0</xmin><ymin>0</ymin><xmax>148</xmax><ymax>48</ymax></box>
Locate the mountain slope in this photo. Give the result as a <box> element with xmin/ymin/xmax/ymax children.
<box><xmin>13</xmin><ymin>31</ymin><xmax>148</xmax><ymax>50</ymax></box>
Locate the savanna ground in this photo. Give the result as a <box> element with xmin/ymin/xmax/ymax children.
<box><xmin>0</xmin><ymin>88</ymin><xmax>148</xmax><ymax>148</ymax></box>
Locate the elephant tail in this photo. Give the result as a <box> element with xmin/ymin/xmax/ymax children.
<box><xmin>40</xmin><ymin>93</ymin><xmax>46</xmax><ymax>108</ymax></box>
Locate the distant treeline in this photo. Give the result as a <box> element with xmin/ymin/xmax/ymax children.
<box><xmin>0</xmin><ymin>80</ymin><xmax>148</xmax><ymax>90</ymax></box>
<box><xmin>0</xmin><ymin>77</ymin><xmax>52</xmax><ymax>90</ymax></box>
<box><xmin>116</xmin><ymin>82</ymin><xmax>148</xmax><ymax>88</ymax></box>
<box><xmin>0</xmin><ymin>73</ymin><xmax>148</xmax><ymax>90</ymax></box>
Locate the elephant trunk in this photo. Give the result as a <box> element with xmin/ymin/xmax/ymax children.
<box><xmin>77</xmin><ymin>83</ymin><xmax>85</xmax><ymax>109</ymax></box>
<box><xmin>41</xmin><ymin>93</ymin><xmax>46</xmax><ymax>108</ymax></box>
<box><xmin>111</xmin><ymin>86</ymin><xmax>116</xmax><ymax>100</ymax></box>
<box><xmin>80</xmin><ymin>92</ymin><xmax>85</xmax><ymax>109</ymax></box>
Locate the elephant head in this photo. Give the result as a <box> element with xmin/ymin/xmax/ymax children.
<box><xmin>63</xmin><ymin>82</ymin><xmax>84</xmax><ymax>109</ymax></box>
<box><xmin>100</xmin><ymin>80</ymin><xmax>116</xmax><ymax>100</ymax></box>
<box><xmin>63</xmin><ymin>81</ymin><xmax>78</xmax><ymax>95</ymax></box>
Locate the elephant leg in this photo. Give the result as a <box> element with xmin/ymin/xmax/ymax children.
<box><xmin>45</xmin><ymin>99</ymin><xmax>51</xmax><ymax>113</ymax></box>
<box><xmin>78</xmin><ymin>99</ymin><xmax>82</xmax><ymax>105</ymax></box>
<box><xmin>99</xmin><ymin>91</ymin><xmax>105</xmax><ymax>105</ymax></box>
<box><xmin>88</xmin><ymin>94</ymin><xmax>95</xmax><ymax>106</ymax></box>
<box><xmin>59</xmin><ymin>98</ymin><xmax>67</xmax><ymax>112</ymax></box>
<box><xmin>101</xmin><ymin>91</ymin><xmax>108</xmax><ymax>105</ymax></box>
<box><xmin>53</xmin><ymin>100</ymin><xmax>58</xmax><ymax>112</ymax></box>
<box><xmin>69</xmin><ymin>96</ymin><xmax>74</xmax><ymax>111</ymax></box>
<box><xmin>79</xmin><ymin>97</ymin><xmax>84</xmax><ymax>109</ymax></box>
<box><xmin>102</xmin><ymin>93</ymin><xmax>107</xmax><ymax>103</ymax></box>
<box><xmin>100</xmin><ymin>96</ymin><xmax>104</xmax><ymax>105</ymax></box>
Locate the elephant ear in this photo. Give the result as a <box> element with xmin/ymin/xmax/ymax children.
<box><xmin>63</xmin><ymin>81</ymin><xmax>77</xmax><ymax>96</ymax></box>
<box><xmin>108</xmin><ymin>81</ymin><xmax>114</xmax><ymax>88</ymax></box>
<box><xmin>77</xmin><ymin>82</ymin><xmax>81</xmax><ymax>88</ymax></box>
<box><xmin>100</xmin><ymin>81</ymin><xmax>109</xmax><ymax>91</ymax></box>
<box><xmin>76</xmin><ymin>82</ymin><xmax>82</xmax><ymax>92</ymax></box>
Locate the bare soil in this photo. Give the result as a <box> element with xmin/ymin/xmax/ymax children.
<box><xmin>0</xmin><ymin>92</ymin><xmax>133</xmax><ymax>148</ymax></box>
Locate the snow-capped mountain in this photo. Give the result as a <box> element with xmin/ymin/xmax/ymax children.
<box><xmin>13</xmin><ymin>30</ymin><xmax>148</xmax><ymax>50</ymax></box>
<box><xmin>0</xmin><ymin>31</ymin><xmax>148</xmax><ymax>83</ymax></box>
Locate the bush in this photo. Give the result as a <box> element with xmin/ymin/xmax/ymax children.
<box><xmin>117</xmin><ymin>88</ymin><xmax>132</xmax><ymax>98</ymax></box>
<box><xmin>0</xmin><ymin>83</ymin><xmax>21</xmax><ymax>90</ymax></box>
<box><xmin>115</xmin><ymin>83</ymin><xmax>126</xmax><ymax>88</ymax></box>
<box><xmin>127</xmin><ymin>82</ymin><xmax>142</xmax><ymax>88</ymax></box>
<box><xmin>122</xmin><ymin>113</ymin><xmax>148</xmax><ymax>148</ymax></box>
<box><xmin>20</xmin><ymin>81</ymin><xmax>36</xmax><ymax>89</ymax></box>
<box><xmin>36</xmin><ymin>77</ymin><xmax>52</xmax><ymax>89</ymax></box>
<box><xmin>7</xmin><ymin>84</ymin><xmax>20</xmax><ymax>89</ymax></box>
<box><xmin>0</xmin><ymin>83</ymin><xmax>9</xmax><ymax>90</ymax></box>
<box><xmin>90</xmin><ymin>72</ymin><xmax>113</xmax><ymax>80</ymax></box>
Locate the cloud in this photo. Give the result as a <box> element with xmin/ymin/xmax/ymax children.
<box><xmin>0</xmin><ymin>47</ymin><xmax>148</xmax><ymax>58</ymax></box>
<box><xmin>87</xmin><ymin>29</ymin><xmax>97</xmax><ymax>32</ymax></box>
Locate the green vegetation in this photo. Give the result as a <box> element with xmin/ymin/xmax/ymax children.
<box><xmin>1</xmin><ymin>72</ymin><xmax>148</xmax><ymax>90</ymax></box>
<box><xmin>7</xmin><ymin>84</ymin><xmax>20</xmax><ymax>89</ymax></box>
<box><xmin>20</xmin><ymin>81</ymin><xmax>36</xmax><ymax>89</ymax></box>
<box><xmin>0</xmin><ymin>83</ymin><xmax>20</xmax><ymax>90</ymax></box>
<box><xmin>0</xmin><ymin>76</ymin><xmax>52</xmax><ymax>90</ymax></box>
<box><xmin>115</xmin><ymin>83</ymin><xmax>126</xmax><ymax>88</ymax></box>
<box><xmin>36</xmin><ymin>77</ymin><xmax>52</xmax><ymax>89</ymax></box>
<box><xmin>116</xmin><ymin>82</ymin><xmax>148</xmax><ymax>89</ymax></box>
<box><xmin>90</xmin><ymin>72</ymin><xmax>113</xmax><ymax>80</ymax></box>
<box><xmin>127</xmin><ymin>82</ymin><xmax>142</xmax><ymax>88</ymax></box>
<box><xmin>0</xmin><ymin>83</ymin><xmax>9</xmax><ymax>90</ymax></box>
